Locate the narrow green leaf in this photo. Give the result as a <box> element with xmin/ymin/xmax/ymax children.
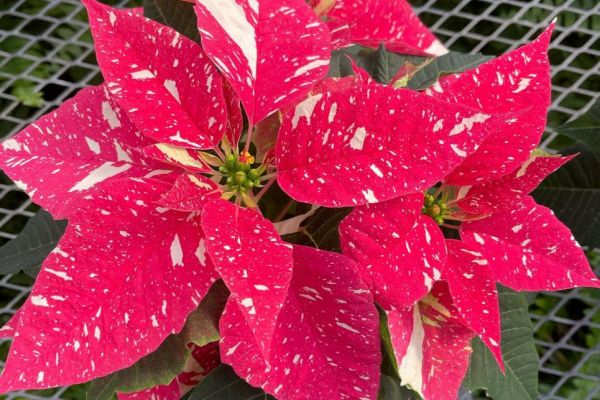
<box><xmin>407</xmin><ymin>52</ymin><xmax>492</xmax><ymax>90</ymax></box>
<box><xmin>378</xmin><ymin>375</ymin><xmax>418</xmax><ymax>400</ymax></box>
<box><xmin>143</xmin><ymin>0</ymin><xmax>200</xmax><ymax>41</ymax></box>
<box><xmin>187</xmin><ymin>364</ymin><xmax>275</xmax><ymax>400</ymax></box>
<box><xmin>558</xmin><ymin>98</ymin><xmax>600</xmax><ymax>155</ymax></box>
<box><xmin>282</xmin><ymin>207</ymin><xmax>350</xmax><ymax>252</ymax></box>
<box><xmin>0</xmin><ymin>209</ymin><xmax>66</xmax><ymax>277</ymax></box>
<box><xmin>86</xmin><ymin>281</ymin><xmax>229</xmax><ymax>400</ymax></box>
<box><xmin>533</xmin><ymin>144</ymin><xmax>600</xmax><ymax>248</ymax></box>
<box><xmin>464</xmin><ymin>287</ymin><xmax>539</xmax><ymax>400</ymax></box>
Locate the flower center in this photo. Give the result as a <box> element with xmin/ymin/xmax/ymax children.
<box><xmin>422</xmin><ymin>193</ymin><xmax>448</xmax><ymax>225</ymax></box>
<box><xmin>219</xmin><ymin>151</ymin><xmax>264</xmax><ymax>193</ymax></box>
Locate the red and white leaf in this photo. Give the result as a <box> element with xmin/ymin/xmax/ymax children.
<box><xmin>141</xmin><ymin>144</ymin><xmax>210</xmax><ymax>173</ymax></box>
<box><xmin>461</xmin><ymin>196</ymin><xmax>600</xmax><ymax>291</ymax></box>
<box><xmin>194</xmin><ymin>0</ymin><xmax>331</xmax><ymax>124</ymax></box>
<box><xmin>201</xmin><ymin>199</ymin><xmax>293</xmax><ymax>359</ymax></box>
<box><xmin>220</xmin><ymin>245</ymin><xmax>380</xmax><ymax>399</ymax></box>
<box><xmin>325</xmin><ymin>0</ymin><xmax>447</xmax><ymax>56</ymax></box>
<box><xmin>454</xmin><ymin>153</ymin><xmax>574</xmax><ymax>215</ymax></box>
<box><xmin>158</xmin><ymin>174</ymin><xmax>220</xmax><ymax>212</ymax></box>
<box><xmin>0</xmin><ymin>85</ymin><xmax>169</xmax><ymax>219</ymax></box>
<box><xmin>0</xmin><ymin>178</ymin><xmax>218</xmax><ymax>391</ymax></box>
<box><xmin>443</xmin><ymin>239</ymin><xmax>502</xmax><ymax>369</ymax></box>
<box><xmin>276</xmin><ymin>84</ymin><xmax>498</xmax><ymax>207</ymax></box>
<box><xmin>430</xmin><ymin>24</ymin><xmax>554</xmax><ymax>185</ymax></box>
<box><xmin>340</xmin><ymin>194</ymin><xmax>446</xmax><ymax>310</ymax></box>
<box><xmin>222</xmin><ymin>78</ymin><xmax>244</xmax><ymax>147</ymax></box>
<box><xmin>83</xmin><ymin>0</ymin><xmax>227</xmax><ymax>149</ymax></box>
<box><xmin>387</xmin><ymin>284</ymin><xmax>475</xmax><ymax>400</ymax></box>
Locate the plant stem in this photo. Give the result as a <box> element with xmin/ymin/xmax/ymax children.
<box><xmin>254</xmin><ymin>177</ymin><xmax>276</xmax><ymax>202</ymax></box>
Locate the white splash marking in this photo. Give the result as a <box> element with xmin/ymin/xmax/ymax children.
<box><xmin>291</xmin><ymin>94</ymin><xmax>322</xmax><ymax>129</ymax></box>
<box><xmin>449</xmin><ymin>113</ymin><xmax>490</xmax><ymax>136</ymax></box>
<box><xmin>350</xmin><ymin>127</ymin><xmax>367</xmax><ymax>150</ymax></box>
<box><xmin>114</xmin><ymin>140</ymin><xmax>133</xmax><ymax>163</ymax></box>
<box><xmin>362</xmin><ymin>189</ymin><xmax>378</xmax><ymax>203</ymax></box>
<box><xmin>131</xmin><ymin>69</ymin><xmax>154</xmax><ymax>80</ymax></box>
<box><xmin>294</xmin><ymin>59</ymin><xmax>329</xmax><ymax>77</ymax></box>
<box><xmin>45</xmin><ymin>268</ymin><xmax>72</xmax><ymax>281</ymax></box>
<box><xmin>336</xmin><ymin>321</ymin><xmax>360</xmax><ymax>333</ymax></box>
<box><xmin>424</xmin><ymin>39</ymin><xmax>448</xmax><ymax>56</ymax></box>
<box><xmin>151</xmin><ymin>315</ymin><xmax>159</xmax><ymax>327</ymax></box>
<box><xmin>511</xmin><ymin>224</ymin><xmax>523</xmax><ymax>233</ymax></box>
<box><xmin>433</xmin><ymin>119</ymin><xmax>444</xmax><ymax>132</ymax></box>
<box><xmin>155</xmin><ymin>143</ymin><xmax>205</xmax><ymax>169</ymax></box>
<box><xmin>31</xmin><ymin>295</ymin><xmax>49</xmax><ymax>307</ymax></box>
<box><xmin>195</xmin><ymin>239</ymin><xmax>207</xmax><ymax>265</ymax></box>
<box><xmin>109</xmin><ymin>11</ymin><xmax>116</xmax><ymax>26</ymax></box>
<box><xmin>473</xmin><ymin>233</ymin><xmax>485</xmax><ymax>244</ymax></box>
<box><xmin>94</xmin><ymin>326</ymin><xmax>101</xmax><ymax>340</ymax></box>
<box><xmin>254</xmin><ymin>285</ymin><xmax>269</xmax><ymax>291</ymax></box>
<box><xmin>102</xmin><ymin>101</ymin><xmax>121</xmax><ymax>129</ymax></box>
<box><xmin>198</xmin><ymin>0</ymin><xmax>257</xmax><ymax>78</ymax></box>
<box><xmin>226</xmin><ymin>341</ymin><xmax>242</xmax><ymax>356</ymax></box>
<box><xmin>398</xmin><ymin>307</ymin><xmax>425</xmax><ymax>395</ymax></box>
<box><xmin>2</xmin><ymin>139</ymin><xmax>22</xmax><ymax>151</ymax></box>
<box><xmin>37</xmin><ymin>371</ymin><xmax>44</xmax><ymax>383</ymax></box>
<box><xmin>170</xmin><ymin>234</ymin><xmax>184</xmax><ymax>266</ymax></box>
<box><xmin>370</xmin><ymin>164</ymin><xmax>383</xmax><ymax>177</ymax></box>
<box><xmin>328</xmin><ymin>103</ymin><xmax>337</xmax><ymax>123</ymax></box>
<box><xmin>424</xmin><ymin>227</ymin><xmax>431</xmax><ymax>244</ymax></box>
<box><xmin>73</xmin><ymin>340</ymin><xmax>80</xmax><ymax>351</ymax></box>
<box><xmin>68</xmin><ymin>162</ymin><xmax>131</xmax><ymax>192</ymax></box>
<box><xmin>451</xmin><ymin>144</ymin><xmax>467</xmax><ymax>157</ymax></box>
<box><xmin>163</xmin><ymin>80</ymin><xmax>181</xmax><ymax>103</ymax></box>
<box><xmin>513</xmin><ymin>77</ymin><xmax>532</xmax><ymax>93</ymax></box>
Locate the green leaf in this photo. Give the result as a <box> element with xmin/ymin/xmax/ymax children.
<box><xmin>328</xmin><ymin>46</ymin><xmax>491</xmax><ymax>90</ymax></box>
<box><xmin>464</xmin><ymin>287</ymin><xmax>539</xmax><ymax>400</ymax></box>
<box><xmin>0</xmin><ymin>209</ymin><xmax>66</xmax><ymax>277</ymax></box>
<box><xmin>533</xmin><ymin>144</ymin><xmax>600</xmax><ymax>248</ymax></box>
<box><xmin>143</xmin><ymin>0</ymin><xmax>200</xmax><ymax>41</ymax></box>
<box><xmin>329</xmin><ymin>45</ymin><xmax>426</xmax><ymax>84</ymax></box>
<box><xmin>12</xmin><ymin>82</ymin><xmax>44</xmax><ymax>108</ymax></box>
<box><xmin>86</xmin><ymin>281</ymin><xmax>229</xmax><ymax>400</ymax></box>
<box><xmin>378</xmin><ymin>375</ymin><xmax>418</xmax><ymax>400</ymax></box>
<box><xmin>282</xmin><ymin>207</ymin><xmax>350</xmax><ymax>252</ymax></box>
<box><xmin>187</xmin><ymin>364</ymin><xmax>274</xmax><ymax>400</ymax></box>
<box><xmin>558</xmin><ymin>97</ymin><xmax>600</xmax><ymax>155</ymax></box>
<box><xmin>407</xmin><ymin>52</ymin><xmax>492</xmax><ymax>90</ymax></box>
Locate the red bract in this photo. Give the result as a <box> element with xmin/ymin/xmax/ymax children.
<box><xmin>0</xmin><ymin>178</ymin><xmax>217</xmax><ymax>391</ymax></box>
<box><xmin>83</xmin><ymin>0</ymin><xmax>228</xmax><ymax>149</ymax></box>
<box><xmin>461</xmin><ymin>196</ymin><xmax>600</xmax><ymax>291</ymax></box>
<box><xmin>219</xmin><ymin>245</ymin><xmax>381</xmax><ymax>399</ymax></box>
<box><xmin>386</xmin><ymin>283</ymin><xmax>475</xmax><ymax>400</ymax></box>
<box><xmin>314</xmin><ymin>0</ymin><xmax>447</xmax><ymax>56</ymax></box>
<box><xmin>0</xmin><ymin>0</ymin><xmax>233</xmax><ymax>391</ymax></box>
<box><xmin>339</xmin><ymin>194</ymin><xmax>446</xmax><ymax>310</ymax></box>
<box><xmin>201</xmin><ymin>199</ymin><xmax>294</xmax><ymax>360</ymax></box>
<box><xmin>430</xmin><ymin>24</ymin><xmax>554</xmax><ymax>185</ymax></box>
<box><xmin>194</xmin><ymin>0</ymin><xmax>331</xmax><ymax>124</ymax></box>
<box><xmin>276</xmin><ymin>84</ymin><xmax>500</xmax><ymax>207</ymax></box>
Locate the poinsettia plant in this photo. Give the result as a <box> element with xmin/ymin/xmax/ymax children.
<box><xmin>0</xmin><ymin>0</ymin><xmax>598</xmax><ymax>399</ymax></box>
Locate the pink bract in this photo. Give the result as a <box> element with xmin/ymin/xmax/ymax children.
<box><xmin>319</xmin><ymin>0</ymin><xmax>448</xmax><ymax>56</ymax></box>
<box><xmin>219</xmin><ymin>245</ymin><xmax>381</xmax><ymax>399</ymax></box>
<box><xmin>387</xmin><ymin>283</ymin><xmax>475</xmax><ymax>400</ymax></box>
<box><xmin>194</xmin><ymin>0</ymin><xmax>331</xmax><ymax>124</ymax></box>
